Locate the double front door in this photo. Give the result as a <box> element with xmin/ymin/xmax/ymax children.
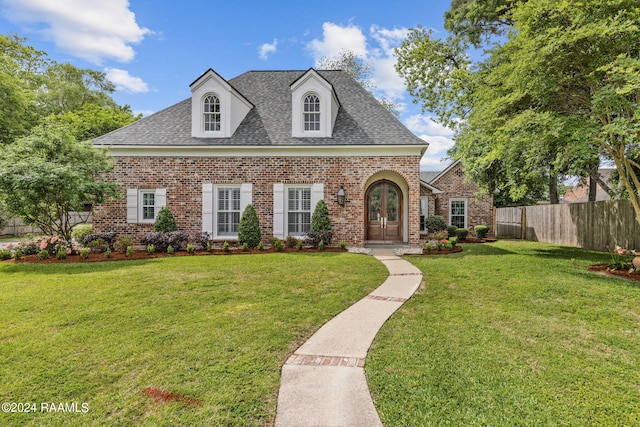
<box><xmin>366</xmin><ymin>180</ymin><xmax>402</xmax><ymax>242</ymax></box>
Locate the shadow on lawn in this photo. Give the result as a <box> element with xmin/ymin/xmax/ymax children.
<box><xmin>453</xmin><ymin>243</ymin><xmax>518</xmax><ymax>257</ymax></box>
<box><xmin>530</xmin><ymin>246</ymin><xmax>610</xmax><ymax>264</ymax></box>
<box><xmin>0</xmin><ymin>257</ymin><xmax>164</xmax><ymax>276</ymax></box>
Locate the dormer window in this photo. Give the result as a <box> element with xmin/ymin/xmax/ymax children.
<box><xmin>204</xmin><ymin>95</ymin><xmax>221</xmax><ymax>132</ymax></box>
<box><xmin>303</xmin><ymin>94</ymin><xmax>320</xmax><ymax>131</ymax></box>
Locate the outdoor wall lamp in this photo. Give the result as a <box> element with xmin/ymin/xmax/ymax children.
<box><xmin>337</xmin><ymin>186</ymin><xmax>346</xmax><ymax>206</ymax></box>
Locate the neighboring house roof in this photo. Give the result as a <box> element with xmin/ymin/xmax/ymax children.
<box><xmin>93</xmin><ymin>70</ymin><xmax>427</xmax><ymax>149</ymax></box>
<box><xmin>420</xmin><ymin>160</ymin><xmax>463</xmax><ymax>194</ymax></box>
<box><xmin>562</xmin><ymin>169</ymin><xmax>614</xmax><ymax>203</ymax></box>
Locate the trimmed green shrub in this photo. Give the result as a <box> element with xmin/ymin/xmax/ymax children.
<box><xmin>257</xmin><ymin>241</ymin><xmax>264</xmax><ymax>251</ymax></box>
<box><xmin>80</xmin><ymin>248</ymin><xmax>90</xmax><ymax>259</ymax></box>
<box><xmin>56</xmin><ymin>247</ymin><xmax>67</xmax><ymax>260</ymax></box>
<box><xmin>146</xmin><ymin>244</ymin><xmax>155</xmax><ymax>255</ymax></box>
<box><xmin>14</xmin><ymin>249</ymin><xmax>22</xmax><ymax>260</ymax></box>
<box><xmin>167</xmin><ymin>245</ymin><xmax>175</xmax><ymax>254</ymax></box>
<box><xmin>242</xmin><ymin>242</ymin><xmax>248</xmax><ymax>252</ymax></box>
<box><xmin>186</xmin><ymin>243</ymin><xmax>195</xmax><ymax>254</ymax></box>
<box><xmin>238</xmin><ymin>204</ymin><xmax>261</xmax><ymax>249</ymax></box>
<box><xmin>114</xmin><ymin>235</ymin><xmax>135</xmax><ymax>252</ymax></box>
<box><xmin>38</xmin><ymin>249</ymin><xmax>49</xmax><ymax>260</ymax></box>
<box><xmin>447</xmin><ymin>225</ymin><xmax>458</xmax><ymax>238</ymax></box>
<box><xmin>456</xmin><ymin>228</ymin><xmax>469</xmax><ymax>241</ymax></box>
<box><xmin>104</xmin><ymin>248</ymin><xmax>112</xmax><ymax>258</ymax></box>
<box><xmin>125</xmin><ymin>246</ymin><xmax>133</xmax><ymax>257</ymax></box>
<box><xmin>318</xmin><ymin>240</ymin><xmax>325</xmax><ymax>251</ymax></box>
<box><xmin>71</xmin><ymin>224</ymin><xmax>93</xmax><ymax>245</ymax></box>
<box><xmin>87</xmin><ymin>238</ymin><xmax>108</xmax><ymax>254</ymax></box>
<box><xmin>425</xmin><ymin>215</ymin><xmax>447</xmax><ymax>233</ymax></box>
<box><xmin>153</xmin><ymin>206</ymin><xmax>177</xmax><ymax>232</ymax></box>
<box><xmin>0</xmin><ymin>249</ymin><xmax>12</xmax><ymax>260</ymax></box>
<box><xmin>449</xmin><ymin>236</ymin><xmax>458</xmax><ymax>247</ymax></box>
<box><xmin>339</xmin><ymin>240</ymin><xmax>347</xmax><ymax>250</ymax></box>
<box><xmin>306</xmin><ymin>199</ymin><xmax>332</xmax><ymax>247</ymax></box>
<box><xmin>285</xmin><ymin>235</ymin><xmax>299</xmax><ymax>248</ymax></box>
<box><xmin>274</xmin><ymin>238</ymin><xmax>284</xmax><ymax>251</ymax></box>
<box><xmin>222</xmin><ymin>241</ymin><xmax>230</xmax><ymax>253</ymax></box>
<box><xmin>297</xmin><ymin>240</ymin><xmax>303</xmax><ymax>251</ymax></box>
<box><xmin>475</xmin><ymin>225</ymin><xmax>490</xmax><ymax>239</ymax></box>
<box><xmin>84</xmin><ymin>232</ymin><xmax>117</xmax><ymax>249</ymax></box>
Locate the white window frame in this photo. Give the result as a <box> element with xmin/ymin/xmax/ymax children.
<box><xmin>203</xmin><ymin>94</ymin><xmax>221</xmax><ymax>133</ymax></box>
<box><xmin>420</xmin><ymin>196</ymin><xmax>429</xmax><ymax>233</ymax></box>
<box><xmin>202</xmin><ymin>183</ymin><xmax>252</xmax><ymax>238</ymax></box>
<box><xmin>215</xmin><ymin>185</ymin><xmax>241</xmax><ymax>238</ymax></box>
<box><xmin>303</xmin><ymin>93</ymin><xmax>320</xmax><ymax>132</ymax></box>
<box><xmin>449</xmin><ymin>198</ymin><xmax>468</xmax><ymax>229</ymax></box>
<box><xmin>287</xmin><ymin>186</ymin><xmax>312</xmax><ymax>236</ymax></box>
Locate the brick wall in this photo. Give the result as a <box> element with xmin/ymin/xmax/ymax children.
<box><xmin>427</xmin><ymin>162</ymin><xmax>494</xmax><ymax>236</ymax></box>
<box><xmin>93</xmin><ymin>155</ymin><xmax>422</xmax><ymax>246</ymax></box>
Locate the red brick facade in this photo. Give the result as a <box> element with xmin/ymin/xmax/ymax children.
<box><xmin>94</xmin><ymin>154</ymin><xmax>423</xmax><ymax>246</ymax></box>
<box><xmin>421</xmin><ymin>161</ymin><xmax>494</xmax><ymax>237</ymax></box>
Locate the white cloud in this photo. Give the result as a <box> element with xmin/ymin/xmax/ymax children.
<box><xmin>405</xmin><ymin>115</ymin><xmax>455</xmax><ymax>136</ymax></box>
<box><xmin>259</xmin><ymin>38</ymin><xmax>278</xmax><ymax>60</ymax></box>
<box><xmin>308</xmin><ymin>22</ymin><xmax>368</xmax><ymax>62</ymax></box>
<box><xmin>105</xmin><ymin>68</ymin><xmax>148</xmax><ymax>93</ymax></box>
<box><xmin>1</xmin><ymin>0</ymin><xmax>151</xmax><ymax>63</ymax></box>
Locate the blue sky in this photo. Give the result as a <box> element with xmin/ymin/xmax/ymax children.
<box><xmin>0</xmin><ymin>0</ymin><xmax>456</xmax><ymax>170</ymax></box>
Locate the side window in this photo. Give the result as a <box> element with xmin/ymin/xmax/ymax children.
<box><xmin>217</xmin><ymin>187</ymin><xmax>241</xmax><ymax>236</ymax></box>
<box><xmin>287</xmin><ymin>187</ymin><xmax>312</xmax><ymax>235</ymax></box>
<box><xmin>449</xmin><ymin>198</ymin><xmax>467</xmax><ymax>229</ymax></box>
<box><xmin>420</xmin><ymin>197</ymin><xmax>429</xmax><ymax>233</ymax></box>
<box><xmin>141</xmin><ymin>191</ymin><xmax>156</xmax><ymax>220</ymax></box>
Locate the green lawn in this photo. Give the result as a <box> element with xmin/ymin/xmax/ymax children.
<box><xmin>367</xmin><ymin>240</ymin><xmax>640</xmax><ymax>426</ymax></box>
<box><xmin>0</xmin><ymin>253</ymin><xmax>387</xmax><ymax>426</ymax></box>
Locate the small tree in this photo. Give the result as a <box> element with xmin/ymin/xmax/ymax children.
<box><xmin>0</xmin><ymin>123</ymin><xmax>118</xmax><ymax>242</ymax></box>
<box><xmin>306</xmin><ymin>199</ymin><xmax>333</xmax><ymax>247</ymax></box>
<box><xmin>238</xmin><ymin>204</ymin><xmax>261</xmax><ymax>248</ymax></box>
<box><xmin>153</xmin><ymin>206</ymin><xmax>177</xmax><ymax>232</ymax></box>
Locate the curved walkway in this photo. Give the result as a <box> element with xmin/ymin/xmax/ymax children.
<box><xmin>275</xmin><ymin>248</ymin><xmax>423</xmax><ymax>426</ymax></box>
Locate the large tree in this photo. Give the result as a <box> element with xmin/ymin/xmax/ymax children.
<box><xmin>0</xmin><ymin>123</ymin><xmax>119</xmax><ymax>241</ymax></box>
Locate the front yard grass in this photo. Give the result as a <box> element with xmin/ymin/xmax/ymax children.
<box><xmin>0</xmin><ymin>253</ymin><xmax>387</xmax><ymax>426</ymax></box>
<box><xmin>367</xmin><ymin>240</ymin><xmax>640</xmax><ymax>426</ymax></box>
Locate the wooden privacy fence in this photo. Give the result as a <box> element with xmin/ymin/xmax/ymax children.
<box><xmin>496</xmin><ymin>200</ymin><xmax>640</xmax><ymax>252</ymax></box>
<box><xmin>0</xmin><ymin>213</ymin><xmax>92</xmax><ymax>237</ymax></box>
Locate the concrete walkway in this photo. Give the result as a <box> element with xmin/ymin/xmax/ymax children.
<box><xmin>275</xmin><ymin>248</ymin><xmax>423</xmax><ymax>427</ymax></box>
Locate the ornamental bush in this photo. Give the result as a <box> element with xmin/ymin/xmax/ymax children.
<box><xmin>306</xmin><ymin>199</ymin><xmax>333</xmax><ymax>247</ymax></box>
<box><xmin>238</xmin><ymin>204</ymin><xmax>261</xmax><ymax>249</ymax></box>
<box><xmin>153</xmin><ymin>206</ymin><xmax>177</xmax><ymax>232</ymax></box>
<box><xmin>71</xmin><ymin>224</ymin><xmax>93</xmax><ymax>246</ymax></box>
<box><xmin>447</xmin><ymin>225</ymin><xmax>458</xmax><ymax>238</ymax></box>
<box><xmin>475</xmin><ymin>225</ymin><xmax>490</xmax><ymax>239</ymax></box>
<box><xmin>84</xmin><ymin>232</ymin><xmax>117</xmax><ymax>249</ymax></box>
<box><xmin>114</xmin><ymin>235</ymin><xmax>135</xmax><ymax>253</ymax></box>
<box><xmin>425</xmin><ymin>215</ymin><xmax>447</xmax><ymax>233</ymax></box>
<box><xmin>456</xmin><ymin>228</ymin><xmax>469</xmax><ymax>241</ymax></box>
<box><xmin>141</xmin><ymin>231</ymin><xmax>188</xmax><ymax>252</ymax></box>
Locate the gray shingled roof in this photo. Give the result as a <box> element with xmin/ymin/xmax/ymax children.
<box><xmin>93</xmin><ymin>70</ymin><xmax>426</xmax><ymax>147</ymax></box>
<box><xmin>420</xmin><ymin>171</ymin><xmax>440</xmax><ymax>184</ymax></box>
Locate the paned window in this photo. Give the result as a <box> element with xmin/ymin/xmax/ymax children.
<box><xmin>217</xmin><ymin>187</ymin><xmax>241</xmax><ymax>235</ymax></box>
<box><xmin>303</xmin><ymin>94</ymin><xmax>320</xmax><ymax>131</ymax></box>
<box><xmin>420</xmin><ymin>197</ymin><xmax>429</xmax><ymax>233</ymax></box>
<box><xmin>450</xmin><ymin>199</ymin><xmax>467</xmax><ymax>229</ymax></box>
<box><xmin>141</xmin><ymin>191</ymin><xmax>156</xmax><ymax>220</ymax></box>
<box><xmin>204</xmin><ymin>95</ymin><xmax>221</xmax><ymax>131</ymax></box>
<box><xmin>288</xmin><ymin>187</ymin><xmax>311</xmax><ymax>235</ymax></box>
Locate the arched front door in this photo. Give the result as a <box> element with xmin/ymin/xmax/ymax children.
<box><xmin>366</xmin><ymin>180</ymin><xmax>403</xmax><ymax>242</ymax></box>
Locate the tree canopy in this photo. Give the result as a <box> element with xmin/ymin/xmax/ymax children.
<box><xmin>396</xmin><ymin>0</ymin><xmax>640</xmax><ymax>218</ymax></box>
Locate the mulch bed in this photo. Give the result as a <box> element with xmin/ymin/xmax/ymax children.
<box><xmin>421</xmin><ymin>246</ymin><xmax>464</xmax><ymax>255</ymax></box>
<box><xmin>5</xmin><ymin>247</ymin><xmax>345</xmax><ymax>264</ymax></box>
<box><xmin>588</xmin><ymin>264</ymin><xmax>640</xmax><ymax>282</ymax></box>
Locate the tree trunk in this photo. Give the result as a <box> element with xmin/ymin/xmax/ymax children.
<box><xmin>549</xmin><ymin>174</ymin><xmax>559</xmax><ymax>204</ymax></box>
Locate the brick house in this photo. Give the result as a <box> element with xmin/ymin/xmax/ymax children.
<box><xmin>420</xmin><ymin>160</ymin><xmax>494</xmax><ymax>236</ymax></box>
<box><xmin>93</xmin><ymin>68</ymin><xmax>490</xmax><ymax>246</ymax></box>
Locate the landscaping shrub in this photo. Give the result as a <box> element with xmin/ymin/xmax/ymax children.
<box><xmin>425</xmin><ymin>215</ymin><xmax>446</xmax><ymax>233</ymax></box>
<box><xmin>339</xmin><ymin>240</ymin><xmax>347</xmax><ymax>250</ymax></box>
<box><xmin>186</xmin><ymin>244</ymin><xmax>195</xmax><ymax>254</ymax></box>
<box><xmin>84</xmin><ymin>232</ymin><xmax>116</xmax><ymax>249</ymax></box>
<box><xmin>456</xmin><ymin>228</ymin><xmax>469</xmax><ymax>241</ymax></box>
<box><xmin>37</xmin><ymin>249</ymin><xmax>49</xmax><ymax>260</ymax></box>
<box><xmin>79</xmin><ymin>248</ymin><xmax>90</xmax><ymax>259</ymax></box>
<box><xmin>238</xmin><ymin>204</ymin><xmax>261</xmax><ymax>249</ymax></box>
<box><xmin>306</xmin><ymin>199</ymin><xmax>332</xmax><ymax>247</ymax></box>
<box><xmin>125</xmin><ymin>246</ymin><xmax>133</xmax><ymax>257</ymax></box>
<box><xmin>297</xmin><ymin>240</ymin><xmax>303</xmax><ymax>251</ymax></box>
<box><xmin>104</xmin><ymin>248</ymin><xmax>112</xmax><ymax>258</ymax></box>
<box><xmin>146</xmin><ymin>244</ymin><xmax>155</xmax><ymax>255</ymax></box>
<box><xmin>141</xmin><ymin>231</ymin><xmax>188</xmax><ymax>252</ymax></box>
<box><xmin>153</xmin><ymin>206</ymin><xmax>177</xmax><ymax>232</ymax></box>
<box><xmin>317</xmin><ymin>240</ymin><xmax>325</xmax><ymax>251</ymax></box>
<box><xmin>449</xmin><ymin>236</ymin><xmax>458</xmax><ymax>247</ymax></box>
<box><xmin>87</xmin><ymin>238</ymin><xmax>108</xmax><ymax>254</ymax></box>
<box><xmin>222</xmin><ymin>241</ymin><xmax>230</xmax><ymax>253</ymax></box>
<box><xmin>56</xmin><ymin>247</ymin><xmax>67</xmax><ymax>260</ymax></box>
<box><xmin>189</xmin><ymin>232</ymin><xmax>211</xmax><ymax>250</ymax></box>
<box><xmin>9</xmin><ymin>237</ymin><xmax>39</xmax><ymax>255</ymax></box>
<box><xmin>71</xmin><ymin>224</ymin><xmax>93</xmax><ymax>245</ymax></box>
<box><xmin>274</xmin><ymin>238</ymin><xmax>284</xmax><ymax>252</ymax></box>
<box><xmin>257</xmin><ymin>241</ymin><xmax>264</xmax><ymax>251</ymax></box>
<box><xmin>447</xmin><ymin>225</ymin><xmax>458</xmax><ymax>238</ymax></box>
<box><xmin>475</xmin><ymin>225</ymin><xmax>490</xmax><ymax>239</ymax></box>
<box><xmin>0</xmin><ymin>249</ymin><xmax>12</xmax><ymax>260</ymax></box>
<box><xmin>37</xmin><ymin>236</ymin><xmax>77</xmax><ymax>255</ymax></box>
<box><xmin>114</xmin><ymin>235</ymin><xmax>135</xmax><ymax>253</ymax></box>
<box><xmin>167</xmin><ymin>245</ymin><xmax>175</xmax><ymax>254</ymax></box>
<box><xmin>434</xmin><ymin>230</ymin><xmax>447</xmax><ymax>240</ymax></box>
<box><xmin>285</xmin><ymin>235</ymin><xmax>299</xmax><ymax>248</ymax></box>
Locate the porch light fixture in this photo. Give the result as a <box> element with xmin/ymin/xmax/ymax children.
<box><xmin>337</xmin><ymin>186</ymin><xmax>346</xmax><ymax>206</ymax></box>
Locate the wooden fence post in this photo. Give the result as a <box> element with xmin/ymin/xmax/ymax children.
<box><xmin>521</xmin><ymin>207</ymin><xmax>527</xmax><ymax>240</ymax></box>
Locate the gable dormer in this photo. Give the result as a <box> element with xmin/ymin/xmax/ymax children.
<box><xmin>190</xmin><ymin>69</ymin><xmax>252</xmax><ymax>138</ymax></box>
<box><xmin>290</xmin><ymin>69</ymin><xmax>340</xmax><ymax>138</ymax></box>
